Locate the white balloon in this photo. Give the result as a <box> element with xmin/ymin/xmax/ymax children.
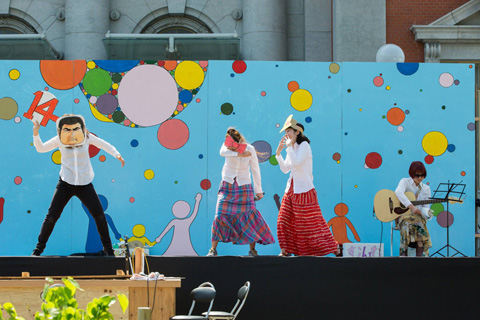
<box><xmin>376</xmin><ymin>44</ymin><xmax>405</xmax><ymax>62</ymax></box>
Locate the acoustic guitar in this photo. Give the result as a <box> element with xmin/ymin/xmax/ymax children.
<box><xmin>373</xmin><ymin>189</ymin><xmax>462</xmax><ymax>223</ymax></box>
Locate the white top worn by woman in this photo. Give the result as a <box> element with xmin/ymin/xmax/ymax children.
<box><xmin>395</xmin><ymin>177</ymin><xmax>432</xmax><ymax>218</ymax></box>
<box><xmin>220</xmin><ymin>144</ymin><xmax>263</xmax><ymax>194</ymax></box>
<box><xmin>275</xmin><ymin>141</ymin><xmax>314</xmax><ymax>194</ymax></box>
<box><xmin>33</xmin><ymin>134</ymin><xmax>121</xmax><ymax>186</ymax></box>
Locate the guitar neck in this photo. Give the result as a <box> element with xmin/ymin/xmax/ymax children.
<box><xmin>411</xmin><ymin>198</ymin><xmax>444</xmax><ymax>205</ymax></box>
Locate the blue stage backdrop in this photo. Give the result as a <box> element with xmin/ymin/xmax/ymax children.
<box><xmin>0</xmin><ymin>60</ymin><xmax>475</xmax><ymax>257</ymax></box>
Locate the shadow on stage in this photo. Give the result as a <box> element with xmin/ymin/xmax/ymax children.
<box><xmin>1</xmin><ymin>255</ymin><xmax>479</xmax><ymax>320</ymax></box>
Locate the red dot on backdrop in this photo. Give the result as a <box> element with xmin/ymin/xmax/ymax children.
<box><xmin>89</xmin><ymin>145</ymin><xmax>100</xmax><ymax>158</ymax></box>
<box><xmin>232</xmin><ymin>60</ymin><xmax>247</xmax><ymax>74</ymax></box>
<box><xmin>373</xmin><ymin>76</ymin><xmax>384</xmax><ymax>87</ymax></box>
<box><xmin>365</xmin><ymin>152</ymin><xmax>382</xmax><ymax>169</ymax></box>
<box><xmin>88</xmin><ymin>132</ymin><xmax>100</xmax><ymax>157</ymax></box>
<box><xmin>200</xmin><ymin>179</ymin><xmax>211</xmax><ymax>190</ymax></box>
<box><xmin>425</xmin><ymin>155</ymin><xmax>434</xmax><ymax>164</ymax></box>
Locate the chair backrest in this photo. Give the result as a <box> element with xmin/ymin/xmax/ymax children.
<box><xmin>187</xmin><ymin>282</ymin><xmax>216</xmax><ymax>317</ymax></box>
<box><xmin>199</xmin><ymin>282</ymin><xmax>215</xmax><ymax>289</ymax></box>
<box><xmin>229</xmin><ymin>281</ymin><xmax>250</xmax><ymax>320</ymax></box>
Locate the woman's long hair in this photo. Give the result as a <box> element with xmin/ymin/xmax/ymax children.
<box><xmin>293</xmin><ymin>123</ymin><xmax>310</xmax><ymax>144</ymax></box>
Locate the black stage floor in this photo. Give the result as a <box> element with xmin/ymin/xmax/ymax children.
<box><xmin>1</xmin><ymin>256</ymin><xmax>479</xmax><ymax>320</ymax></box>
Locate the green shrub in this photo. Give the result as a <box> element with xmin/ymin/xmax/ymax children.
<box><xmin>0</xmin><ymin>277</ymin><xmax>128</xmax><ymax>320</ymax></box>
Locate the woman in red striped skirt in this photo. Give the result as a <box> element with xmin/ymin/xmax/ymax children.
<box><xmin>275</xmin><ymin>115</ymin><xmax>339</xmax><ymax>257</ymax></box>
<box><xmin>207</xmin><ymin>128</ymin><xmax>274</xmax><ymax>256</ymax></box>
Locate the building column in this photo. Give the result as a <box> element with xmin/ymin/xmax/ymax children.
<box><xmin>64</xmin><ymin>0</ymin><xmax>109</xmax><ymax>60</ymax></box>
<box><xmin>332</xmin><ymin>0</ymin><xmax>386</xmax><ymax>62</ymax></box>
<box><xmin>304</xmin><ymin>0</ymin><xmax>332</xmax><ymax>61</ymax></box>
<box><xmin>242</xmin><ymin>0</ymin><xmax>287</xmax><ymax>61</ymax></box>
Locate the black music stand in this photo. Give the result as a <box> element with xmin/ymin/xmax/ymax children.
<box><xmin>430</xmin><ymin>181</ymin><xmax>465</xmax><ymax>257</ymax></box>
<box><xmin>124</xmin><ymin>235</ymin><xmax>133</xmax><ymax>275</ymax></box>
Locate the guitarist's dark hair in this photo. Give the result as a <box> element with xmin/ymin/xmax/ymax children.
<box><xmin>409</xmin><ymin>161</ymin><xmax>427</xmax><ymax>178</ymax></box>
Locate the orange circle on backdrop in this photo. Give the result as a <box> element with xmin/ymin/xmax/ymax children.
<box><xmin>386</xmin><ymin>107</ymin><xmax>405</xmax><ymax>126</ymax></box>
<box><xmin>40</xmin><ymin>60</ymin><xmax>87</xmax><ymax>90</ymax></box>
<box><xmin>334</xmin><ymin>203</ymin><xmax>349</xmax><ymax>216</ymax></box>
<box><xmin>288</xmin><ymin>81</ymin><xmax>299</xmax><ymax>92</ymax></box>
<box><xmin>99</xmin><ymin>155</ymin><xmax>106</xmax><ymax>162</ymax></box>
<box><xmin>164</xmin><ymin>60</ymin><xmax>178</xmax><ymax>71</ymax></box>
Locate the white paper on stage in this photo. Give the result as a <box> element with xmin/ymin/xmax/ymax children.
<box><xmin>343</xmin><ymin>243</ymin><xmax>384</xmax><ymax>257</ymax></box>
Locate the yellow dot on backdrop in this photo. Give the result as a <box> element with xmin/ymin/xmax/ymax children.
<box><xmin>329</xmin><ymin>63</ymin><xmax>340</xmax><ymax>74</ymax></box>
<box><xmin>355</xmin><ymin>185</ymin><xmax>358</xmax><ymax>188</ymax></box>
<box><xmin>422</xmin><ymin>131</ymin><xmax>448</xmax><ymax>156</ymax></box>
<box><xmin>337</xmin><ymin>160</ymin><xmax>340</xmax><ymax>164</ymax></box>
<box><xmin>290</xmin><ymin>89</ymin><xmax>313</xmax><ymax>111</ymax></box>
<box><xmin>175</xmin><ymin>61</ymin><xmax>205</xmax><ymax>90</ymax></box>
<box><xmin>359</xmin><ymin>108</ymin><xmax>362</xmax><ymax>112</ymax></box>
<box><xmin>87</xmin><ymin>61</ymin><xmax>96</xmax><ymax>69</ymax></box>
<box><xmin>51</xmin><ymin>150</ymin><xmax>62</xmax><ymax>165</ymax></box>
<box><xmin>9</xmin><ymin>69</ymin><xmax>20</xmax><ymax>80</ymax></box>
<box><xmin>386</xmin><ymin>86</ymin><xmax>391</xmax><ymax>90</ymax></box>
<box><xmin>112</xmin><ymin>83</ymin><xmax>119</xmax><ymax>90</ymax></box>
<box><xmin>144</xmin><ymin>169</ymin><xmax>155</xmax><ymax>180</ymax></box>
<box><xmin>130</xmin><ymin>123</ymin><xmax>135</xmax><ymax>127</ymax></box>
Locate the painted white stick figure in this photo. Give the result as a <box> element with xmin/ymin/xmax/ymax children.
<box><xmin>155</xmin><ymin>193</ymin><xmax>202</xmax><ymax>256</ymax></box>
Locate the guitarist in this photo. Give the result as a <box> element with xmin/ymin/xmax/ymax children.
<box><xmin>394</xmin><ymin>161</ymin><xmax>432</xmax><ymax>257</ymax></box>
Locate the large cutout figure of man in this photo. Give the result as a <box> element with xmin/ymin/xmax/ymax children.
<box><xmin>31</xmin><ymin>114</ymin><xmax>125</xmax><ymax>256</ymax></box>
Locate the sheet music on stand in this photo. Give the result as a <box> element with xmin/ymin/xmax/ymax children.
<box><xmin>430</xmin><ymin>181</ymin><xmax>466</xmax><ymax>257</ymax></box>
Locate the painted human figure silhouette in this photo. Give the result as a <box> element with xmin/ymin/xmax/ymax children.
<box><xmin>155</xmin><ymin>193</ymin><xmax>202</xmax><ymax>256</ymax></box>
<box><xmin>128</xmin><ymin>224</ymin><xmax>156</xmax><ymax>247</ymax></box>
<box><xmin>327</xmin><ymin>203</ymin><xmax>360</xmax><ymax>244</ymax></box>
<box><xmin>82</xmin><ymin>194</ymin><xmax>122</xmax><ymax>253</ymax></box>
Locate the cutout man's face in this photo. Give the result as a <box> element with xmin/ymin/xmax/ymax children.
<box><xmin>60</xmin><ymin>123</ymin><xmax>85</xmax><ymax>145</ymax></box>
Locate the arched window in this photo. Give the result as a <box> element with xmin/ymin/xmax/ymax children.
<box><xmin>0</xmin><ymin>16</ymin><xmax>61</xmax><ymax>59</ymax></box>
<box><xmin>0</xmin><ymin>27</ymin><xmax>22</xmax><ymax>34</ymax></box>
<box><xmin>142</xmin><ymin>16</ymin><xmax>211</xmax><ymax>34</ymax></box>
<box><xmin>104</xmin><ymin>14</ymin><xmax>238</xmax><ymax>60</ymax></box>
<box><xmin>0</xmin><ymin>16</ymin><xmax>36</xmax><ymax>34</ymax></box>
